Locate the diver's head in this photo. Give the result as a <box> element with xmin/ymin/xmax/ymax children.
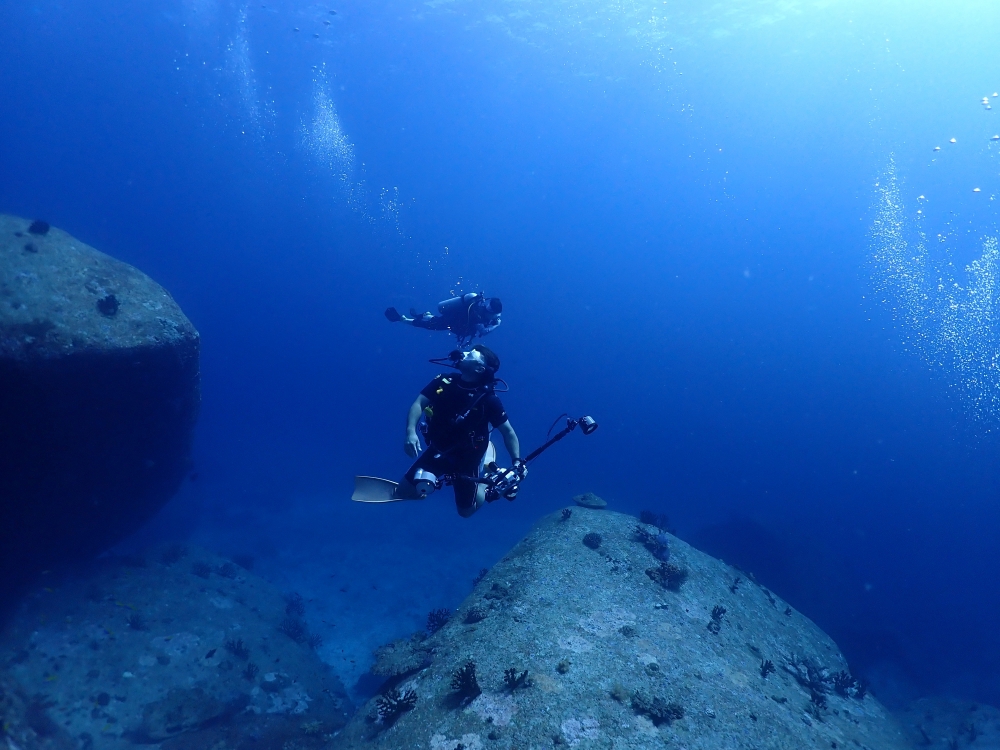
<box><xmin>486</xmin><ymin>297</ymin><xmax>502</xmax><ymax>314</ymax></box>
<box><xmin>455</xmin><ymin>344</ymin><xmax>500</xmax><ymax>382</ymax></box>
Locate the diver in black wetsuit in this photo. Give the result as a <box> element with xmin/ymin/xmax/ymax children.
<box><xmin>385</xmin><ymin>292</ymin><xmax>502</xmax><ymax>346</ymax></box>
<box><xmin>393</xmin><ymin>345</ymin><xmax>526</xmax><ymax>517</ymax></box>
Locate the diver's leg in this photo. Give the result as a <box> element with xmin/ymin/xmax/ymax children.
<box><xmin>454</xmin><ymin>477</ymin><xmax>487</xmax><ymax>518</ymax></box>
<box><xmin>453</xmin><ymin>451</ymin><xmax>488</xmax><ymax>517</ymax></box>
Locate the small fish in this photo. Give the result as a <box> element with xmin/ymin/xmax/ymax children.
<box><xmin>974</xmin><ymin>188</ymin><xmax>981</xmax><ymax>192</ymax></box>
<box><xmin>934</xmin><ymin>146</ymin><xmax>941</xmax><ymax>151</ymax></box>
<box><xmin>949</xmin><ymin>138</ymin><xmax>957</xmax><ymax>143</ymax></box>
<box><xmin>992</xmin><ymin>135</ymin><xmax>1000</xmax><ymax>141</ymax></box>
<box><xmin>205</xmin><ymin>649</ymin><xmax>217</xmax><ymax>659</ymax></box>
<box><xmin>45</xmin><ymin>675</ymin><xmax>58</xmax><ymax>682</ymax></box>
<box><xmin>918</xmin><ymin>195</ymin><xmax>925</xmax><ymax>200</ymax></box>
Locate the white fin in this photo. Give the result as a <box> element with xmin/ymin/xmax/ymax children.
<box><xmin>352</xmin><ymin>476</ymin><xmax>407</xmax><ymax>503</ymax></box>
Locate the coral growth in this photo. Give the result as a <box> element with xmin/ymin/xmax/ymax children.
<box><xmin>729</xmin><ymin>576</ymin><xmax>741</xmax><ymax>593</ymax></box>
<box><xmin>472</xmin><ymin>568</ymin><xmax>489</xmax><ymax>587</ymax></box>
<box><xmin>278</xmin><ymin>617</ymin><xmax>308</xmax><ymax>644</ymax></box>
<box><xmin>285</xmin><ymin>593</ymin><xmax>306</xmax><ymax>617</ymax></box>
<box><xmin>784</xmin><ymin>655</ymin><xmax>864</xmax><ymax>704</ymax></box>
<box><xmin>631</xmin><ymin>691</ymin><xmax>684</xmax><ymax>726</ymax></box>
<box><xmin>706</xmin><ymin>605</ymin><xmax>726</xmax><ymax>635</ymax></box>
<box><xmin>191</xmin><ymin>561</ymin><xmax>212</xmax><ymax>579</ymax></box>
<box><xmin>561</xmin><ymin>508</ymin><xmax>572</xmax><ymax>521</ymax></box>
<box><xmin>832</xmin><ymin>670</ymin><xmax>854</xmax><ymax>695</ymax></box>
<box><xmin>426</xmin><ymin>608</ymin><xmax>451</xmax><ymax>634</ymax></box>
<box><xmin>28</xmin><ymin>220</ymin><xmax>50</xmax><ymax>235</ymax></box>
<box><xmin>639</xmin><ymin>510</ymin><xmax>674</xmax><ymax>533</ymax></box>
<box><xmin>376</xmin><ymin>688</ymin><xmax>417</xmax><ymax>725</ymax></box>
<box><xmin>225</xmin><ymin>638</ymin><xmax>251</xmax><ymax>660</ymax></box>
<box><xmin>832</xmin><ymin>670</ymin><xmax>868</xmax><ymax>700</ymax></box>
<box><xmin>760</xmin><ymin>659</ymin><xmax>775</xmax><ymax>679</ymax></box>
<box><xmin>242</xmin><ymin>662</ymin><xmax>259</xmax><ymax>681</ymax></box>
<box><xmin>126</xmin><ymin>613</ymin><xmax>147</xmax><ymax>631</ymax></box>
<box><xmin>582</xmin><ymin>532</ymin><xmax>602</xmax><ymax>550</ymax></box>
<box><xmin>633</xmin><ymin>525</ymin><xmax>670</xmax><ymax>561</ymax></box>
<box><xmin>216</xmin><ymin>562</ymin><xmax>238</xmax><ymax>579</ymax></box>
<box><xmin>450</xmin><ymin>660</ymin><xmax>482</xmax><ymax>701</ymax></box>
<box><xmin>645</xmin><ymin>562</ymin><xmax>688</xmax><ymax>591</ymax></box>
<box><xmin>503</xmin><ymin>668</ymin><xmax>529</xmax><ymax>691</ymax></box>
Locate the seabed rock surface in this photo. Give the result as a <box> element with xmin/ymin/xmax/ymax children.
<box><xmin>0</xmin><ymin>545</ymin><xmax>350</xmax><ymax>750</ymax></box>
<box><xmin>335</xmin><ymin>509</ymin><xmax>910</xmax><ymax>750</ymax></box>
<box><xmin>0</xmin><ymin>214</ymin><xmax>200</xmax><ymax>587</ymax></box>
<box><xmin>897</xmin><ymin>697</ymin><xmax>1000</xmax><ymax>748</ymax></box>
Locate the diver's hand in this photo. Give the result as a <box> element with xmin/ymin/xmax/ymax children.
<box><xmin>404</xmin><ymin>431</ymin><xmax>421</xmax><ymax>457</ymax></box>
<box><xmin>513</xmin><ymin>458</ymin><xmax>528</xmax><ymax>480</ymax></box>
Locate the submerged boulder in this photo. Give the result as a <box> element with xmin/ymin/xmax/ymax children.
<box><xmin>0</xmin><ymin>545</ymin><xmax>351</xmax><ymax>749</ymax></box>
<box><xmin>335</xmin><ymin>509</ymin><xmax>911</xmax><ymax>750</ymax></box>
<box><xmin>0</xmin><ymin>214</ymin><xmax>199</xmax><ymax>588</ymax></box>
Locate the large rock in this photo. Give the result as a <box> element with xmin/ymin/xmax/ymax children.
<box><xmin>896</xmin><ymin>697</ymin><xmax>1000</xmax><ymax>748</ymax></box>
<box><xmin>335</xmin><ymin>509</ymin><xmax>912</xmax><ymax>750</ymax></box>
<box><xmin>0</xmin><ymin>215</ymin><xmax>199</xmax><ymax>587</ymax></box>
<box><xmin>0</xmin><ymin>545</ymin><xmax>351</xmax><ymax>749</ymax></box>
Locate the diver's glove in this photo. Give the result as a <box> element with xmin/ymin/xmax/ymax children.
<box><xmin>504</xmin><ymin>459</ymin><xmax>528</xmax><ymax>501</ymax></box>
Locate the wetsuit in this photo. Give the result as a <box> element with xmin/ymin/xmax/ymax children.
<box><xmin>405</xmin><ymin>374</ymin><xmax>507</xmax><ymax>511</ymax></box>
<box><xmin>409</xmin><ymin>294</ymin><xmax>501</xmax><ymax>344</ymax></box>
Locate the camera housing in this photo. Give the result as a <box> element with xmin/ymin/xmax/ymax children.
<box><xmin>412</xmin><ymin>469</ymin><xmax>439</xmax><ymax>498</ymax></box>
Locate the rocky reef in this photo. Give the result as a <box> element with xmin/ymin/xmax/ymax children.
<box><xmin>897</xmin><ymin>697</ymin><xmax>1000</xmax><ymax>748</ymax></box>
<box><xmin>0</xmin><ymin>545</ymin><xmax>350</xmax><ymax>749</ymax></box>
<box><xmin>334</xmin><ymin>508</ymin><xmax>911</xmax><ymax>750</ymax></box>
<box><xmin>0</xmin><ymin>215</ymin><xmax>200</xmax><ymax>589</ymax></box>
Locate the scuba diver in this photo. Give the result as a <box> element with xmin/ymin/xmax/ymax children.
<box><xmin>385</xmin><ymin>292</ymin><xmax>501</xmax><ymax>346</ymax></box>
<box><xmin>352</xmin><ymin>345</ymin><xmax>526</xmax><ymax>517</ymax></box>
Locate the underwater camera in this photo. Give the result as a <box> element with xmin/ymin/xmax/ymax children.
<box><xmin>412</xmin><ymin>469</ymin><xmax>439</xmax><ymax>498</ymax></box>
<box><xmin>481</xmin><ymin>414</ymin><xmax>599</xmax><ymax>502</ymax></box>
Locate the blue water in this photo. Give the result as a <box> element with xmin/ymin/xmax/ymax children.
<box><xmin>4</xmin><ymin>0</ymin><xmax>1000</xmax><ymax>708</ymax></box>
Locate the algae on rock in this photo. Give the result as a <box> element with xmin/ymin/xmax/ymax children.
<box><xmin>334</xmin><ymin>508</ymin><xmax>911</xmax><ymax>750</ymax></box>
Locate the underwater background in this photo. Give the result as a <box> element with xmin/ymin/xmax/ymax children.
<box><xmin>2</xmin><ymin>0</ymin><xmax>1000</xmax><ymax>710</ymax></box>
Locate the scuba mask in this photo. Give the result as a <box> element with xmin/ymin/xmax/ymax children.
<box><xmin>455</xmin><ymin>349</ymin><xmax>488</xmax><ymax>378</ymax></box>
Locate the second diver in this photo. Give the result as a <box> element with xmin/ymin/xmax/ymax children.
<box><xmin>385</xmin><ymin>292</ymin><xmax>502</xmax><ymax>346</ymax></box>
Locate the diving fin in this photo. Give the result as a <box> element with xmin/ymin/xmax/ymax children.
<box><xmin>481</xmin><ymin>441</ymin><xmax>497</xmax><ymax>471</ymax></box>
<box><xmin>352</xmin><ymin>476</ymin><xmax>401</xmax><ymax>503</ymax></box>
<box><xmin>352</xmin><ymin>475</ymin><xmax>427</xmax><ymax>503</ymax></box>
